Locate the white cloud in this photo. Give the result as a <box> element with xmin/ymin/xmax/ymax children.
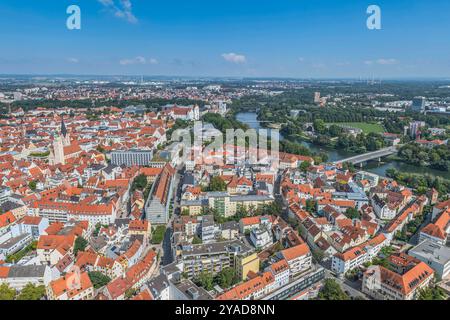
<box><xmin>97</xmin><ymin>0</ymin><xmax>137</xmax><ymax>24</ymax></box>
<box><xmin>376</xmin><ymin>58</ymin><xmax>398</xmax><ymax>65</ymax></box>
<box><xmin>312</xmin><ymin>63</ymin><xmax>326</xmax><ymax>69</ymax></box>
<box><xmin>120</xmin><ymin>56</ymin><xmax>146</xmax><ymax>65</ymax></box>
<box><xmin>365</xmin><ymin>58</ymin><xmax>398</xmax><ymax>66</ymax></box>
<box><xmin>67</xmin><ymin>58</ymin><xmax>79</xmax><ymax>64</ymax></box>
<box><xmin>298</xmin><ymin>57</ymin><xmax>305</xmax><ymax>62</ymax></box>
<box><xmin>221</xmin><ymin>53</ymin><xmax>246</xmax><ymax>64</ymax></box>
<box><xmin>119</xmin><ymin>56</ymin><xmax>158</xmax><ymax>65</ymax></box>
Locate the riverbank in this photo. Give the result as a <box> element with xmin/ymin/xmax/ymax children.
<box><xmin>235</xmin><ymin>112</ymin><xmax>450</xmax><ymax>179</ymax></box>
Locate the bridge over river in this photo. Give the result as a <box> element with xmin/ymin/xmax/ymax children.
<box><xmin>334</xmin><ymin>146</ymin><xmax>398</xmax><ymax>166</ymax></box>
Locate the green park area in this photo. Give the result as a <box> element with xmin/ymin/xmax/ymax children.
<box><xmin>151</xmin><ymin>226</ymin><xmax>166</xmax><ymax>245</ymax></box>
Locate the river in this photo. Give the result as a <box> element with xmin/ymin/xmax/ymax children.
<box><xmin>236</xmin><ymin>112</ymin><xmax>450</xmax><ymax>179</ymax></box>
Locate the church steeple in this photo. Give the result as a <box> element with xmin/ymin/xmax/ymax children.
<box><xmin>61</xmin><ymin>116</ymin><xmax>68</xmax><ymax>138</ymax></box>
<box><xmin>59</xmin><ymin>116</ymin><xmax>70</xmax><ymax>147</ymax></box>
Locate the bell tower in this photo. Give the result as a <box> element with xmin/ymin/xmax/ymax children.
<box><xmin>52</xmin><ymin>135</ymin><xmax>65</xmax><ymax>165</ymax></box>
<box><xmin>61</xmin><ymin>117</ymin><xmax>70</xmax><ymax>146</ymax></box>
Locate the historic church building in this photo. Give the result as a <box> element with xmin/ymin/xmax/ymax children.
<box><xmin>49</xmin><ymin>117</ymin><xmax>82</xmax><ymax>165</ymax></box>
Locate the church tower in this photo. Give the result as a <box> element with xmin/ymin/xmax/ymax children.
<box><xmin>61</xmin><ymin>117</ymin><xmax>70</xmax><ymax>146</ymax></box>
<box><xmin>52</xmin><ymin>135</ymin><xmax>65</xmax><ymax>165</ymax></box>
<box><xmin>50</xmin><ymin>116</ymin><xmax>69</xmax><ymax>165</ymax></box>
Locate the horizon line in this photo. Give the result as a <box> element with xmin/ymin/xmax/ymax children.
<box><xmin>1</xmin><ymin>73</ymin><xmax>450</xmax><ymax>82</ymax></box>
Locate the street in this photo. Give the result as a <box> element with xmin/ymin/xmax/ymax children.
<box><xmin>160</xmin><ymin>163</ymin><xmax>184</xmax><ymax>266</ymax></box>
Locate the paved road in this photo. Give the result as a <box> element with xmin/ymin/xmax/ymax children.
<box><xmin>160</xmin><ymin>163</ymin><xmax>184</xmax><ymax>266</ymax></box>
<box><xmin>161</xmin><ymin>226</ymin><xmax>173</xmax><ymax>265</ymax></box>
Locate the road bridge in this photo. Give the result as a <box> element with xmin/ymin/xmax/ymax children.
<box><xmin>334</xmin><ymin>146</ymin><xmax>398</xmax><ymax>166</ymax></box>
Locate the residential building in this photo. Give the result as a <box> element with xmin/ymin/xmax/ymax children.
<box><xmin>250</xmin><ymin>226</ymin><xmax>273</xmax><ymax>250</ymax></box>
<box><xmin>176</xmin><ymin>240</ymin><xmax>256</xmax><ymax>279</ymax></box>
<box><xmin>47</xmin><ymin>271</ymin><xmax>94</xmax><ymax>300</ymax></box>
<box><xmin>278</xmin><ymin>243</ymin><xmax>312</xmax><ymax>276</ymax></box>
<box><xmin>362</xmin><ymin>260</ymin><xmax>434</xmax><ymax>300</ymax></box>
<box><xmin>409</xmin><ymin>240</ymin><xmax>450</xmax><ymax>279</ymax></box>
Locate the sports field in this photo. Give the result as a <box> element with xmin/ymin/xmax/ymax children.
<box><xmin>328</xmin><ymin>122</ymin><xmax>385</xmax><ymax>134</ymax></box>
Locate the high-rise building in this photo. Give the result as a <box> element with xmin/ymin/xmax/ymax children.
<box><xmin>314</xmin><ymin>92</ymin><xmax>321</xmax><ymax>104</ymax></box>
<box><xmin>218</xmin><ymin>101</ymin><xmax>227</xmax><ymax>115</ymax></box>
<box><xmin>411</xmin><ymin>97</ymin><xmax>426</xmax><ymax>113</ymax></box>
<box><xmin>409</xmin><ymin>121</ymin><xmax>426</xmax><ymax>139</ymax></box>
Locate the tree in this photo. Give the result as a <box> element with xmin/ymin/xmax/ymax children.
<box><xmin>28</xmin><ymin>180</ymin><xmax>37</xmax><ymax>191</ymax></box>
<box><xmin>216</xmin><ymin>267</ymin><xmax>238</xmax><ymax>289</ymax></box>
<box><xmin>192</xmin><ymin>235</ymin><xmax>202</xmax><ymax>245</ymax></box>
<box><xmin>234</xmin><ymin>204</ymin><xmax>249</xmax><ymax>220</ymax></box>
<box><xmin>395</xmin><ymin>225</ymin><xmax>408</xmax><ymax>242</ymax></box>
<box><xmin>207</xmin><ymin>176</ymin><xmax>227</xmax><ymax>192</ymax></box>
<box><xmin>318</xmin><ymin>279</ymin><xmax>349</xmax><ymax>300</ymax></box>
<box><xmin>344</xmin><ymin>207</ymin><xmax>360</xmax><ymax>220</ymax></box>
<box><xmin>300</xmin><ymin>161</ymin><xmax>311</xmax><ymax>172</ymax></box>
<box><xmin>328</xmin><ymin>124</ymin><xmax>343</xmax><ymax>137</ymax></box>
<box><xmin>132</xmin><ymin>174</ymin><xmax>148</xmax><ymax>192</ymax></box>
<box><xmin>125</xmin><ymin>288</ymin><xmax>138</xmax><ymax>299</ymax></box>
<box><xmin>6</xmin><ymin>241</ymin><xmax>38</xmax><ymax>263</ymax></box>
<box><xmin>0</xmin><ymin>283</ymin><xmax>16</xmax><ymax>300</ymax></box>
<box><xmin>195</xmin><ymin>271</ymin><xmax>214</xmax><ymax>291</ymax></box>
<box><xmin>16</xmin><ymin>284</ymin><xmax>45</xmax><ymax>300</ymax></box>
<box><xmin>73</xmin><ymin>236</ymin><xmax>88</xmax><ymax>256</ymax></box>
<box><xmin>93</xmin><ymin>223</ymin><xmax>102</xmax><ymax>237</ymax></box>
<box><xmin>372</xmin><ymin>256</ymin><xmax>390</xmax><ymax>269</ymax></box>
<box><xmin>311</xmin><ymin>248</ymin><xmax>325</xmax><ymax>263</ymax></box>
<box><xmin>88</xmin><ymin>271</ymin><xmax>112</xmax><ymax>289</ymax></box>
<box><xmin>257</xmin><ymin>201</ymin><xmax>282</xmax><ymax>217</ymax></box>
<box><xmin>313</xmin><ymin>119</ymin><xmax>327</xmax><ymax>134</ymax></box>
<box><xmin>418</xmin><ymin>286</ymin><xmax>447</xmax><ymax>300</ymax></box>
<box><xmin>305</xmin><ymin>199</ymin><xmax>317</xmax><ymax>214</ymax></box>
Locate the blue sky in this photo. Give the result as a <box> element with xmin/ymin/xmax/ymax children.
<box><xmin>0</xmin><ymin>0</ymin><xmax>449</xmax><ymax>78</ymax></box>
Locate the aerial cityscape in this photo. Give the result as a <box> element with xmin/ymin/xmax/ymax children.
<box><xmin>0</xmin><ymin>0</ymin><xmax>450</xmax><ymax>305</ymax></box>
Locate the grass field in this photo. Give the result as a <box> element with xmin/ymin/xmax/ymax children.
<box><xmin>328</xmin><ymin>122</ymin><xmax>385</xmax><ymax>134</ymax></box>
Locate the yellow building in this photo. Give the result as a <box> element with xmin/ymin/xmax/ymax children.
<box><xmin>180</xmin><ymin>200</ymin><xmax>204</xmax><ymax>216</ymax></box>
<box><xmin>234</xmin><ymin>252</ymin><xmax>260</xmax><ymax>281</ymax></box>
<box><xmin>181</xmin><ymin>193</ymin><xmax>274</xmax><ymax>218</ymax></box>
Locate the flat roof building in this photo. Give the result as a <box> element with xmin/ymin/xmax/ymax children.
<box><xmin>409</xmin><ymin>240</ymin><xmax>450</xmax><ymax>279</ymax></box>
